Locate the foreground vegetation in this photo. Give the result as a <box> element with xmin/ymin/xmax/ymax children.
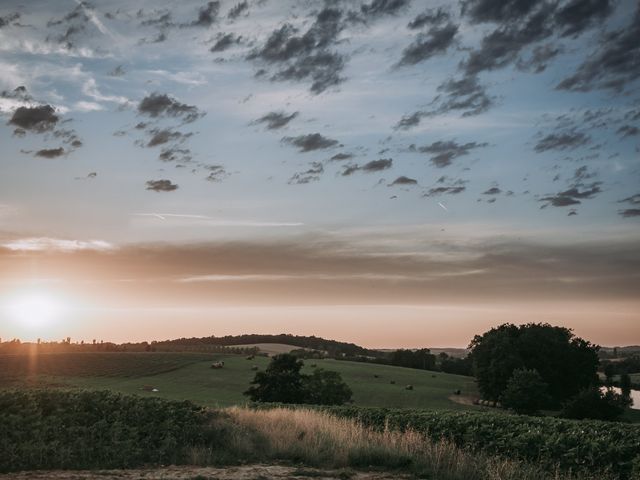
<box><xmin>0</xmin><ymin>389</ymin><xmax>629</xmax><ymax>480</ymax></box>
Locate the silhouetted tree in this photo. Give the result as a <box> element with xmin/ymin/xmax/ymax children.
<box><xmin>468</xmin><ymin>323</ymin><xmax>599</xmax><ymax>406</ymax></box>
<box><xmin>244</xmin><ymin>353</ymin><xmax>352</xmax><ymax>405</ymax></box>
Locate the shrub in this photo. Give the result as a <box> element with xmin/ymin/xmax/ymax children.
<box><xmin>560</xmin><ymin>387</ymin><xmax>630</xmax><ymax>421</ymax></box>
<box><xmin>500</xmin><ymin>368</ymin><xmax>549</xmax><ymax>415</ymax></box>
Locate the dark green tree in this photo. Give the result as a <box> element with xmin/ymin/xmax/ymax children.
<box><xmin>603</xmin><ymin>363</ymin><xmax>616</xmax><ymax>385</ymax></box>
<box><xmin>244</xmin><ymin>353</ymin><xmax>307</xmax><ymax>403</ymax></box>
<box><xmin>500</xmin><ymin>368</ymin><xmax>549</xmax><ymax>415</ymax></box>
<box><xmin>304</xmin><ymin>369</ymin><xmax>353</xmax><ymax>405</ymax></box>
<box><xmin>244</xmin><ymin>353</ymin><xmax>352</xmax><ymax>405</ymax></box>
<box><xmin>468</xmin><ymin>323</ymin><xmax>599</xmax><ymax>405</ymax></box>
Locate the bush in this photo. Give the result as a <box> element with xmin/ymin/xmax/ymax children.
<box><xmin>560</xmin><ymin>387</ymin><xmax>630</xmax><ymax>421</ymax></box>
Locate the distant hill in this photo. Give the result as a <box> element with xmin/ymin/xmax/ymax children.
<box><xmin>154</xmin><ymin>334</ymin><xmax>382</xmax><ymax>358</ymax></box>
<box><xmin>232</xmin><ymin>343</ymin><xmax>308</xmax><ymax>356</ymax></box>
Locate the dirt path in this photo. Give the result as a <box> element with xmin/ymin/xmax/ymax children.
<box><xmin>0</xmin><ymin>465</ymin><xmax>413</xmax><ymax>480</ymax></box>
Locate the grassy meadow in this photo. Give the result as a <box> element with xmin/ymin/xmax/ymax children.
<box><xmin>0</xmin><ymin>351</ymin><xmax>477</xmax><ymax>410</ymax></box>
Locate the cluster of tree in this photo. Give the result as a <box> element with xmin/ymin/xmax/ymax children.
<box><xmin>469</xmin><ymin>323</ymin><xmax>633</xmax><ymax>419</ymax></box>
<box><xmin>437</xmin><ymin>353</ymin><xmax>473</xmax><ymax>376</ymax></box>
<box><xmin>244</xmin><ymin>353</ymin><xmax>352</xmax><ymax>406</ymax></box>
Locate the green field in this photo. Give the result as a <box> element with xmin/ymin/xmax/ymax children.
<box><xmin>0</xmin><ymin>352</ymin><xmax>477</xmax><ymax>410</ymax></box>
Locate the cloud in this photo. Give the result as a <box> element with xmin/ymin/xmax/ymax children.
<box><xmin>146</xmin><ymin>128</ymin><xmax>191</xmax><ymax>147</ymax></box>
<box><xmin>617</xmin><ymin>125</ymin><xmax>639</xmax><ymax>138</ymax></box>
<box><xmin>362</xmin><ymin>158</ymin><xmax>393</xmax><ymax>172</ymax></box>
<box><xmin>1</xmin><ymin>237</ymin><xmax>113</xmax><ymax>252</ymax></box>
<box><xmin>432</xmin><ymin>75</ymin><xmax>494</xmax><ymax>117</ymax></box>
<box><xmin>618</xmin><ymin>194</ymin><xmax>640</xmax><ymax>206</ymax></box>
<box><xmin>204</xmin><ymin>164</ymin><xmax>228</xmax><ymax>182</ymax></box>
<box><xmin>138</xmin><ymin>93</ymin><xmax>204</xmax><ymax>123</ymax></box>
<box><xmin>619</xmin><ymin>209</ymin><xmax>640</xmax><ymax>218</ymax></box>
<box><xmin>146</xmin><ymin>179</ymin><xmax>179</xmax><ymax>192</ymax></box>
<box><xmin>35</xmin><ymin>147</ymin><xmax>65</xmax><ymax>158</ymax></box>
<box><xmin>288</xmin><ymin>162</ymin><xmax>324</xmax><ymax>184</ymax></box>
<box><xmin>407</xmin><ymin>8</ymin><xmax>450</xmax><ymax>29</ymax></box>
<box><xmin>398</xmin><ymin>23</ymin><xmax>458</xmax><ymax>66</ymax></box>
<box><xmin>395</xmin><ymin>111</ymin><xmax>425</xmax><ymax>130</ymax></box>
<box><xmin>557</xmin><ymin>4</ymin><xmax>640</xmax><ymax>92</ymax></box>
<box><xmin>248</xmin><ymin>8</ymin><xmax>346</xmax><ymax>93</ymax></box>
<box><xmin>424</xmin><ymin>185</ymin><xmax>466</xmax><ymax>196</ymax></box>
<box><xmin>554</xmin><ymin>0</ymin><xmax>613</xmax><ymax>37</ymax></box>
<box><xmin>210</xmin><ymin>33</ymin><xmax>240</xmax><ymax>52</ymax></box>
<box><xmin>461</xmin><ymin>0</ymin><xmax>540</xmax><ymax>24</ymax></box>
<box><xmin>8</xmin><ymin>105</ymin><xmax>59</xmax><ymax>133</ymax></box>
<box><xmin>109</xmin><ymin>65</ymin><xmax>126</xmax><ymax>77</ymax></box>
<box><xmin>390</xmin><ymin>176</ymin><xmax>417</xmax><ymax>186</ymax></box>
<box><xmin>227</xmin><ymin>1</ymin><xmax>249</xmax><ymax>20</ymax></box>
<box><xmin>483</xmin><ymin>187</ymin><xmax>501</xmax><ymax>195</ymax></box>
<box><xmin>539</xmin><ymin>182</ymin><xmax>602</xmax><ymax>207</ymax></box>
<box><xmin>282</xmin><ymin>133</ymin><xmax>339</xmax><ymax>152</ymax></box>
<box><xmin>159</xmin><ymin>147</ymin><xmax>192</xmax><ymax>163</ymax></box>
<box><xmin>0</xmin><ymin>12</ymin><xmax>20</xmax><ymax>28</ymax></box>
<box><xmin>360</xmin><ymin>0</ymin><xmax>410</xmax><ymax>19</ymax></box>
<box><xmin>330</xmin><ymin>153</ymin><xmax>354</xmax><ymax>161</ymax></box>
<box><xmin>190</xmin><ymin>1</ymin><xmax>220</xmax><ymax>27</ymax></box>
<box><xmin>413</xmin><ymin>140</ymin><xmax>488</xmax><ymax>167</ymax></box>
<box><xmin>253</xmin><ymin>111</ymin><xmax>298</xmax><ymax>130</ymax></box>
<box><xmin>534</xmin><ymin>131</ymin><xmax>590</xmax><ymax>152</ymax></box>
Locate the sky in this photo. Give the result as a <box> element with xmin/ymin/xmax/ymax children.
<box><xmin>0</xmin><ymin>0</ymin><xmax>639</xmax><ymax>348</ymax></box>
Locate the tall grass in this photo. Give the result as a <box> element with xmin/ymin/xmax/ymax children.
<box><xmin>189</xmin><ymin>407</ymin><xmax>607</xmax><ymax>480</ymax></box>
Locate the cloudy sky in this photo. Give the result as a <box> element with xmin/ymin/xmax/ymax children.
<box><xmin>0</xmin><ymin>0</ymin><xmax>639</xmax><ymax>347</ymax></box>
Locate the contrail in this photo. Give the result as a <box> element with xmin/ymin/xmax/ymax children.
<box><xmin>73</xmin><ymin>0</ymin><xmax>116</xmax><ymax>39</ymax></box>
<box><xmin>438</xmin><ymin>202</ymin><xmax>448</xmax><ymax>211</ymax></box>
<box><xmin>132</xmin><ymin>213</ymin><xmax>304</xmax><ymax>227</ymax></box>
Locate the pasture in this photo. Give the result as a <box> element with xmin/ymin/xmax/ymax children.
<box><xmin>0</xmin><ymin>352</ymin><xmax>477</xmax><ymax>410</ymax></box>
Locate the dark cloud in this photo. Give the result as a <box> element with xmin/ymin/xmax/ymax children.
<box><xmin>483</xmin><ymin>187</ymin><xmax>501</xmax><ymax>195</ymax></box>
<box><xmin>398</xmin><ymin>23</ymin><xmax>458</xmax><ymax>66</ymax></box>
<box><xmin>159</xmin><ymin>147</ymin><xmax>192</xmax><ymax>163</ymax></box>
<box><xmin>146</xmin><ymin>129</ymin><xmax>191</xmax><ymax>147</ymax></box>
<box><xmin>567</xmin><ymin>209</ymin><xmax>578</xmax><ymax>216</ymax></box>
<box><xmin>138</xmin><ymin>93</ymin><xmax>204</xmax><ymax>123</ymax></box>
<box><xmin>1</xmin><ymin>86</ymin><xmax>32</xmax><ymax>102</ymax></box>
<box><xmin>434</xmin><ymin>75</ymin><xmax>494</xmax><ymax>117</ymax></box>
<box><xmin>390</xmin><ymin>176</ymin><xmax>417</xmax><ymax>186</ymax></box>
<box><xmin>617</xmin><ymin>125</ymin><xmax>640</xmax><ymax>138</ymax></box>
<box><xmin>362</xmin><ymin>158</ymin><xmax>393</xmax><ymax>172</ymax></box>
<box><xmin>288</xmin><ymin>162</ymin><xmax>324</xmax><ymax>184</ymax></box>
<box><xmin>8</xmin><ymin>105</ymin><xmax>59</xmax><ymax>133</ymax></box>
<box><xmin>341</xmin><ymin>164</ymin><xmax>360</xmax><ymax>176</ymax></box>
<box><xmin>146</xmin><ymin>179</ymin><xmax>179</xmax><ymax>192</ymax></box>
<box><xmin>461</xmin><ymin>0</ymin><xmax>539</xmax><ymax>24</ymax></box>
<box><xmin>618</xmin><ymin>194</ymin><xmax>640</xmax><ymax>206</ymax></box>
<box><xmin>0</xmin><ymin>12</ymin><xmax>20</xmax><ymax>28</ymax></box>
<box><xmin>360</xmin><ymin>0</ymin><xmax>410</xmax><ymax>18</ymax></box>
<box><xmin>395</xmin><ymin>111</ymin><xmax>425</xmax><ymax>130</ymax></box>
<box><xmin>253</xmin><ymin>111</ymin><xmax>298</xmax><ymax>130</ymax></box>
<box><xmin>462</xmin><ymin>3</ymin><xmax>555</xmax><ymax>76</ymax></box>
<box><xmin>539</xmin><ymin>182</ymin><xmax>602</xmax><ymax>208</ymax></box>
<box><xmin>140</xmin><ymin>10</ymin><xmax>173</xmax><ymax>29</ymax></box>
<box><xmin>407</xmin><ymin>8</ymin><xmax>450</xmax><ymax>29</ymax></box>
<box><xmin>204</xmin><ymin>164</ymin><xmax>227</xmax><ymax>182</ymax></box>
<box><xmin>210</xmin><ymin>33</ymin><xmax>239</xmax><ymax>52</ymax></box>
<box><xmin>248</xmin><ymin>8</ymin><xmax>346</xmax><ymax>93</ymax></box>
<box><xmin>534</xmin><ymin>131</ymin><xmax>590</xmax><ymax>152</ymax></box>
<box><xmin>35</xmin><ymin>147</ymin><xmax>65</xmax><ymax>159</ymax></box>
<box><xmin>191</xmin><ymin>1</ymin><xmax>220</xmax><ymax>27</ymax></box>
<box><xmin>619</xmin><ymin>209</ymin><xmax>640</xmax><ymax>218</ymax></box>
<box><xmin>282</xmin><ymin>133</ymin><xmax>339</xmax><ymax>152</ymax></box>
<box><xmin>557</xmin><ymin>5</ymin><xmax>640</xmax><ymax>92</ymax></box>
<box><xmin>573</xmin><ymin>165</ymin><xmax>596</xmax><ymax>182</ymax></box>
<box><xmin>424</xmin><ymin>185</ymin><xmax>466</xmax><ymax>197</ymax></box>
<box><xmin>413</xmin><ymin>140</ymin><xmax>488</xmax><ymax>167</ymax></box>
<box><xmin>554</xmin><ymin>0</ymin><xmax>613</xmax><ymax>37</ymax></box>
<box><xmin>227</xmin><ymin>1</ymin><xmax>249</xmax><ymax>19</ymax></box>
<box><xmin>330</xmin><ymin>152</ymin><xmax>354</xmax><ymax>161</ymax></box>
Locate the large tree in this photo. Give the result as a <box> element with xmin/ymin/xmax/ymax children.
<box><xmin>468</xmin><ymin>323</ymin><xmax>599</xmax><ymax>405</ymax></box>
<box><xmin>244</xmin><ymin>353</ymin><xmax>352</xmax><ymax>405</ymax></box>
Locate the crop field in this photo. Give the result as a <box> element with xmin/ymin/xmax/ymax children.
<box><xmin>0</xmin><ymin>352</ymin><xmax>477</xmax><ymax>410</ymax></box>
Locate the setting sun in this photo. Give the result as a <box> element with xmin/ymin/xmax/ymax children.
<box><xmin>4</xmin><ymin>291</ymin><xmax>67</xmax><ymax>331</ymax></box>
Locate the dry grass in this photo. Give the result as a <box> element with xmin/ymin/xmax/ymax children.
<box><xmin>186</xmin><ymin>407</ymin><xmax>606</xmax><ymax>480</ymax></box>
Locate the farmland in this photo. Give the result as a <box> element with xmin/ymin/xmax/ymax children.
<box><xmin>0</xmin><ymin>352</ymin><xmax>477</xmax><ymax>409</ymax></box>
